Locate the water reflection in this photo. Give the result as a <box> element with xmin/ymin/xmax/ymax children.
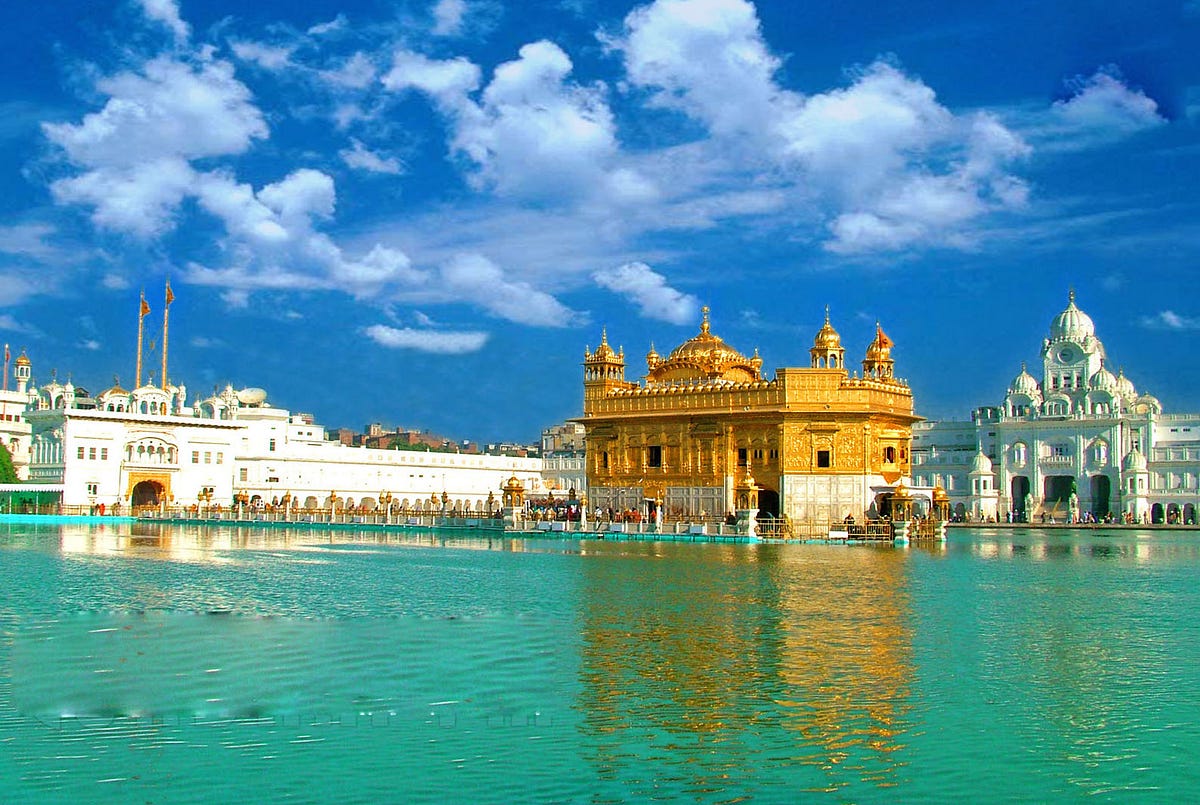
<box><xmin>574</xmin><ymin>541</ymin><xmax>919</xmax><ymax>796</ymax></box>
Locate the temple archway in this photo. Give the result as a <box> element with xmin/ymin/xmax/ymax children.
<box><xmin>130</xmin><ymin>480</ymin><xmax>164</xmax><ymax>508</ymax></box>
<box><xmin>1090</xmin><ymin>475</ymin><xmax>1111</xmax><ymax>518</ymax></box>
<box><xmin>757</xmin><ymin>488</ymin><xmax>779</xmax><ymax>517</ymax></box>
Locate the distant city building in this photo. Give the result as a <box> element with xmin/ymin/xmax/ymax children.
<box><xmin>540</xmin><ymin>422</ymin><xmax>587</xmax><ymax>500</ymax></box>
<box><xmin>913</xmin><ymin>292</ymin><xmax>1199</xmax><ymax>523</ymax></box>
<box><xmin>579</xmin><ymin>307</ymin><xmax>920</xmax><ymax>522</ymax></box>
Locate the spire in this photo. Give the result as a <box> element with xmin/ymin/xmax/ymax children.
<box><xmin>700</xmin><ymin>305</ymin><xmax>710</xmax><ymax>335</ymax></box>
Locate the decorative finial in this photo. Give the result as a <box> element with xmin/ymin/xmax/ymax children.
<box><xmin>824</xmin><ymin>304</ymin><xmax>831</xmax><ymax>324</ymax></box>
<box><xmin>113</xmin><ymin>374</ymin><xmax>120</xmax><ymax>387</ymax></box>
<box><xmin>1068</xmin><ymin>287</ymin><xmax>1076</xmax><ymax>304</ymax></box>
<box><xmin>600</xmin><ymin>327</ymin><xmax>608</xmax><ymax>346</ymax></box>
<box><xmin>700</xmin><ymin>305</ymin><xmax>710</xmax><ymax>334</ymax></box>
<box><xmin>1021</xmin><ymin>361</ymin><xmax>1027</xmax><ymax>372</ymax></box>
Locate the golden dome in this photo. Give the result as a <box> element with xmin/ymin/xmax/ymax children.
<box><xmin>14</xmin><ymin>350</ymin><xmax>30</xmax><ymax>367</ymax></box>
<box><xmin>865</xmin><ymin>323</ymin><xmax>894</xmax><ymax>361</ymax></box>
<box><xmin>813</xmin><ymin>306</ymin><xmax>842</xmax><ymax>349</ymax></box>
<box><xmin>586</xmin><ymin>328</ymin><xmax>620</xmax><ymax>362</ymax></box>
<box><xmin>650</xmin><ymin>307</ymin><xmax>761</xmax><ymax>383</ymax></box>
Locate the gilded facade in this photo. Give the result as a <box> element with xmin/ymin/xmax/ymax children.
<box><xmin>581</xmin><ymin>308</ymin><xmax>920</xmax><ymax>523</ymax></box>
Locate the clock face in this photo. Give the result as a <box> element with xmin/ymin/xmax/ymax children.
<box><xmin>1058</xmin><ymin>347</ymin><xmax>1076</xmax><ymax>363</ymax></box>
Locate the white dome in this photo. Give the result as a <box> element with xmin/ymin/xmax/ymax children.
<box><xmin>1089</xmin><ymin>364</ymin><xmax>1118</xmax><ymax>393</ymax></box>
<box><xmin>1009</xmin><ymin>363</ymin><xmax>1041</xmax><ymax>396</ymax></box>
<box><xmin>1049</xmin><ymin>290</ymin><xmax>1095</xmax><ymax>342</ymax></box>
<box><xmin>1116</xmin><ymin>369</ymin><xmax>1136</xmax><ymax>399</ymax></box>
<box><xmin>970</xmin><ymin>450</ymin><xmax>993</xmax><ymax>474</ymax></box>
<box><xmin>1123</xmin><ymin>446</ymin><xmax>1147</xmax><ymax>472</ymax></box>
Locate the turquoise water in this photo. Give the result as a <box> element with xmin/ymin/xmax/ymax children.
<box><xmin>2</xmin><ymin>521</ymin><xmax>1199</xmax><ymax>803</ymax></box>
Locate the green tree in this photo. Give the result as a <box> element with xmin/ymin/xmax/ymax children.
<box><xmin>0</xmin><ymin>441</ymin><xmax>17</xmax><ymax>484</ymax></box>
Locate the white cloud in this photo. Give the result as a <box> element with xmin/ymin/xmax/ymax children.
<box><xmin>593</xmin><ymin>261</ymin><xmax>698</xmax><ymax>324</ymax></box>
<box><xmin>0</xmin><ymin>223</ymin><xmax>60</xmax><ymax>260</ymax></box>
<box><xmin>320</xmin><ymin>52</ymin><xmax>377</xmax><ymax>89</ymax></box>
<box><xmin>79</xmin><ymin>339</ymin><xmax>102</xmax><ymax>351</ymax></box>
<box><xmin>384</xmin><ymin>43</ymin><xmax>651</xmax><ymax>203</ymax></box>
<box><xmin>230</xmin><ymin>40</ymin><xmax>295</xmax><ymax>71</ymax></box>
<box><xmin>1052</xmin><ymin>68</ymin><xmax>1167</xmax><ymax>137</ymax></box>
<box><xmin>44</xmin><ymin>56</ymin><xmax>268</xmax><ymax>236</ymax></box>
<box><xmin>340</xmin><ymin>139</ymin><xmax>404</xmax><ymax>174</ymax></box>
<box><xmin>440</xmin><ymin>253</ymin><xmax>577</xmax><ymax>326</ymax></box>
<box><xmin>0</xmin><ymin>312</ymin><xmax>35</xmax><ymax>332</ymax></box>
<box><xmin>1141</xmin><ymin>310</ymin><xmax>1200</xmax><ymax>330</ymax></box>
<box><xmin>307</xmin><ymin>14</ymin><xmax>348</xmax><ymax>36</ymax></box>
<box><xmin>614</xmin><ymin>0</ymin><xmax>1029</xmax><ymax>253</ymax></box>
<box><xmin>137</xmin><ymin>0</ymin><xmax>190</xmax><ymax>44</ymax></box>
<box><xmin>432</xmin><ymin>0</ymin><xmax>468</xmax><ymax>36</ymax></box>
<box><xmin>44</xmin><ymin>57</ymin><xmax>267</xmax><ymax>167</ymax></box>
<box><xmin>102</xmin><ymin>273</ymin><xmax>131</xmax><ymax>290</ymax></box>
<box><xmin>383</xmin><ymin>50</ymin><xmax>482</xmax><ymax>106</ymax></box>
<box><xmin>364</xmin><ymin>324</ymin><xmax>489</xmax><ymax>353</ymax></box>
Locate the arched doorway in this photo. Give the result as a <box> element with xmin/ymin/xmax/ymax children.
<box><xmin>1184</xmin><ymin>503</ymin><xmax>1196</xmax><ymax>525</ymax></box>
<box><xmin>1090</xmin><ymin>475</ymin><xmax>1111</xmax><ymax>518</ymax></box>
<box><xmin>757</xmin><ymin>488</ymin><xmax>780</xmax><ymax>517</ymax></box>
<box><xmin>130</xmin><ymin>480</ymin><xmax>164</xmax><ymax>507</ymax></box>
<box><xmin>1043</xmin><ymin>476</ymin><xmax>1074</xmax><ymax>516</ymax></box>
<box><xmin>1151</xmin><ymin>503</ymin><xmax>1164</xmax><ymax>524</ymax></box>
<box><xmin>1011</xmin><ymin>476</ymin><xmax>1030</xmax><ymax>521</ymax></box>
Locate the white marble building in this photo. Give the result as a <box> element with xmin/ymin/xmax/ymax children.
<box><xmin>0</xmin><ymin>350</ymin><xmax>34</xmax><ymax>480</ymax></box>
<box><xmin>913</xmin><ymin>292</ymin><xmax>1199</xmax><ymax>523</ymax></box>
<box><xmin>18</xmin><ymin>353</ymin><xmax>542</xmax><ymax>511</ymax></box>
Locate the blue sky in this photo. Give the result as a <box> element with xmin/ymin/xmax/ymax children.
<box><xmin>1</xmin><ymin>0</ymin><xmax>1198</xmax><ymax>440</ymax></box>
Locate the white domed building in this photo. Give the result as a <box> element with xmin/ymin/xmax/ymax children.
<box><xmin>912</xmin><ymin>292</ymin><xmax>1199</xmax><ymax>524</ymax></box>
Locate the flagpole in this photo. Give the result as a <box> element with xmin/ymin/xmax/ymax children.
<box><xmin>2</xmin><ymin>344</ymin><xmax>9</xmax><ymax>392</ymax></box>
<box><xmin>161</xmin><ymin>281</ymin><xmax>174</xmax><ymax>390</ymax></box>
<box><xmin>136</xmin><ymin>291</ymin><xmax>149</xmax><ymax>388</ymax></box>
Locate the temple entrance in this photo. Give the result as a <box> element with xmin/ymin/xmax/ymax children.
<box><xmin>757</xmin><ymin>488</ymin><xmax>779</xmax><ymax>517</ymax></box>
<box><xmin>1011</xmin><ymin>476</ymin><xmax>1030</xmax><ymax>520</ymax></box>
<box><xmin>1043</xmin><ymin>475</ymin><xmax>1074</xmax><ymax>517</ymax></box>
<box><xmin>1090</xmin><ymin>475</ymin><xmax>1111</xmax><ymax>518</ymax></box>
<box><xmin>130</xmin><ymin>480</ymin><xmax>164</xmax><ymax>507</ymax></box>
<box><xmin>1151</xmin><ymin>503</ymin><xmax>1164</xmax><ymax>524</ymax></box>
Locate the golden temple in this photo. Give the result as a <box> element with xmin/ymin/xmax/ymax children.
<box><xmin>581</xmin><ymin>307</ymin><xmax>920</xmax><ymax>524</ymax></box>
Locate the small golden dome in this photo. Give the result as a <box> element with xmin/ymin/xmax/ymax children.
<box><xmin>15</xmin><ymin>350</ymin><xmax>31</xmax><ymax>367</ymax></box>
<box><xmin>587</xmin><ymin>328</ymin><xmax>619</xmax><ymax>362</ymax></box>
<box><xmin>865</xmin><ymin>323</ymin><xmax>894</xmax><ymax>361</ymax></box>
<box><xmin>813</xmin><ymin>306</ymin><xmax>842</xmax><ymax>349</ymax></box>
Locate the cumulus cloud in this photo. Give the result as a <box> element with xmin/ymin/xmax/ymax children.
<box><xmin>1052</xmin><ymin>68</ymin><xmax>1167</xmax><ymax>138</ymax></box>
<box><xmin>364</xmin><ymin>323</ymin><xmax>489</xmax><ymax>353</ymax></box>
<box><xmin>137</xmin><ymin>0</ymin><xmax>190</xmax><ymax>44</ymax></box>
<box><xmin>613</xmin><ymin>0</ymin><xmax>1029</xmax><ymax>253</ymax></box>
<box><xmin>340</xmin><ymin>138</ymin><xmax>404</xmax><ymax>174</ymax></box>
<box><xmin>384</xmin><ymin>42</ymin><xmax>652</xmax><ymax>202</ymax></box>
<box><xmin>593</xmin><ymin>261</ymin><xmax>698</xmax><ymax>324</ymax></box>
<box><xmin>1141</xmin><ymin>310</ymin><xmax>1200</xmax><ymax>330</ymax></box>
<box><xmin>439</xmin><ymin>253</ymin><xmax>577</xmax><ymax>326</ymax></box>
<box><xmin>44</xmin><ymin>56</ymin><xmax>268</xmax><ymax>236</ymax></box>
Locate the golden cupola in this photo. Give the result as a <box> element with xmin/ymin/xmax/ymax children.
<box><xmin>810</xmin><ymin>305</ymin><xmax>845</xmax><ymax>369</ymax></box>
<box><xmin>862</xmin><ymin>322</ymin><xmax>896</xmax><ymax>380</ymax></box>
<box><xmin>645</xmin><ymin>342</ymin><xmax>661</xmax><ymax>373</ymax></box>
<box><xmin>647</xmin><ymin>307</ymin><xmax>762</xmax><ymax>384</ymax></box>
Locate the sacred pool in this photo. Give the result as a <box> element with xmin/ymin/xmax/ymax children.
<box><xmin>2</xmin><ymin>520</ymin><xmax>1198</xmax><ymax>802</ymax></box>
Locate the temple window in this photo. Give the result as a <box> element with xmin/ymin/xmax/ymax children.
<box><xmin>737</xmin><ymin>448</ymin><xmax>748</xmax><ymax>467</ymax></box>
<box><xmin>817</xmin><ymin>450</ymin><xmax>831</xmax><ymax>468</ymax></box>
<box><xmin>884</xmin><ymin>446</ymin><xmax>896</xmax><ymax>463</ymax></box>
<box><xmin>647</xmin><ymin>445</ymin><xmax>662</xmax><ymax>468</ymax></box>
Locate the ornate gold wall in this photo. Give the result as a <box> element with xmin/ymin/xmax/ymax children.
<box><xmin>581</xmin><ymin>311</ymin><xmax>919</xmax><ymax>520</ymax></box>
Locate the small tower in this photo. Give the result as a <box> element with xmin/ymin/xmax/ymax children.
<box><xmin>862</xmin><ymin>322</ymin><xmax>895</xmax><ymax>380</ymax></box>
<box><xmin>583</xmin><ymin>328</ymin><xmax>631</xmax><ymax>403</ymax></box>
<box><xmin>810</xmin><ymin>306</ymin><xmax>845</xmax><ymax>369</ymax></box>
<box><xmin>14</xmin><ymin>350</ymin><xmax>31</xmax><ymax>394</ymax></box>
<box><xmin>645</xmin><ymin>342</ymin><xmax>661</xmax><ymax>374</ymax></box>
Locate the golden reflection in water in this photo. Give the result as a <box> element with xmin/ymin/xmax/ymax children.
<box><xmin>574</xmin><ymin>541</ymin><xmax>919</xmax><ymax>795</ymax></box>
